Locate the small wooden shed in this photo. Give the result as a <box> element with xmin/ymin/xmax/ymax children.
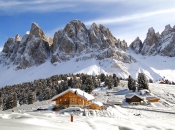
<box><xmin>125</xmin><ymin>94</ymin><xmax>144</xmax><ymax>105</ymax></box>
<box><xmin>146</xmin><ymin>96</ymin><xmax>160</xmax><ymax>102</ymax></box>
<box><xmin>159</xmin><ymin>81</ymin><xmax>165</xmax><ymax>84</ymax></box>
<box><xmin>88</xmin><ymin>101</ymin><xmax>103</xmax><ymax>110</ymax></box>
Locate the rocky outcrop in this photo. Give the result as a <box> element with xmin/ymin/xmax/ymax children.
<box><xmin>0</xmin><ymin>23</ymin><xmax>51</xmax><ymax>69</ymax></box>
<box><xmin>130</xmin><ymin>37</ymin><xmax>142</xmax><ymax>54</ymax></box>
<box><xmin>140</xmin><ymin>27</ymin><xmax>158</xmax><ymax>55</ymax></box>
<box><xmin>1</xmin><ymin>20</ymin><xmax>132</xmax><ymax>69</ymax></box>
<box><xmin>130</xmin><ymin>24</ymin><xmax>175</xmax><ymax>57</ymax></box>
<box><xmin>51</xmin><ymin>20</ymin><xmax>128</xmax><ymax>63</ymax></box>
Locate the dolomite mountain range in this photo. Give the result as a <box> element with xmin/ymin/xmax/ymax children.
<box><xmin>0</xmin><ymin>20</ymin><xmax>175</xmax><ymax>85</ymax></box>
<box><xmin>0</xmin><ymin>20</ymin><xmax>132</xmax><ymax>69</ymax></box>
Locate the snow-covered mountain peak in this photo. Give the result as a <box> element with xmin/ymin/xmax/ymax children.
<box><xmin>161</xmin><ymin>24</ymin><xmax>174</xmax><ymax>37</ymax></box>
<box><xmin>131</xmin><ymin>23</ymin><xmax>175</xmax><ymax>57</ymax></box>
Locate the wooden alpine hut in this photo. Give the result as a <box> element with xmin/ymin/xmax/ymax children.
<box><xmin>51</xmin><ymin>88</ymin><xmax>94</xmax><ymax>107</ymax></box>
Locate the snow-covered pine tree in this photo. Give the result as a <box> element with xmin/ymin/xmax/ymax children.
<box><xmin>28</xmin><ymin>92</ymin><xmax>36</xmax><ymax>104</ymax></box>
<box><xmin>128</xmin><ymin>75</ymin><xmax>133</xmax><ymax>90</ymax></box>
<box><xmin>84</xmin><ymin>77</ymin><xmax>94</xmax><ymax>93</ymax></box>
<box><xmin>0</xmin><ymin>98</ymin><xmax>3</xmax><ymax>110</ymax></box>
<box><xmin>100</xmin><ymin>73</ymin><xmax>106</xmax><ymax>82</ymax></box>
<box><xmin>12</xmin><ymin>93</ymin><xmax>17</xmax><ymax>108</ymax></box>
<box><xmin>137</xmin><ymin>73</ymin><xmax>149</xmax><ymax>90</ymax></box>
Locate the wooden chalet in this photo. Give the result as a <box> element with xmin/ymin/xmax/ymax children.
<box><xmin>88</xmin><ymin>101</ymin><xmax>103</xmax><ymax>110</ymax></box>
<box><xmin>146</xmin><ymin>96</ymin><xmax>160</xmax><ymax>102</ymax></box>
<box><xmin>51</xmin><ymin>88</ymin><xmax>94</xmax><ymax>107</ymax></box>
<box><xmin>125</xmin><ymin>94</ymin><xmax>144</xmax><ymax>105</ymax></box>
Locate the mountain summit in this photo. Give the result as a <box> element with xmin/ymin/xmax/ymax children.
<box><xmin>0</xmin><ymin>20</ymin><xmax>132</xmax><ymax>69</ymax></box>
<box><xmin>130</xmin><ymin>24</ymin><xmax>175</xmax><ymax>57</ymax></box>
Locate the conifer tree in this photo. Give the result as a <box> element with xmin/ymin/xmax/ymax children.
<box><xmin>12</xmin><ymin>93</ymin><xmax>17</xmax><ymax>108</ymax></box>
<box><xmin>127</xmin><ymin>75</ymin><xmax>136</xmax><ymax>91</ymax></box>
<box><xmin>28</xmin><ymin>92</ymin><xmax>36</xmax><ymax>104</ymax></box>
<box><xmin>137</xmin><ymin>73</ymin><xmax>149</xmax><ymax>90</ymax></box>
<box><xmin>100</xmin><ymin>73</ymin><xmax>106</xmax><ymax>82</ymax></box>
<box><xmin>128</xmin><ymin>75</ymin><xmax>133</xmax><ymax>90</ymax></box>
<box><xmin>0</xmin><ymin>98</ymin><xmax>3</xmax><ymax>110</ymax></box>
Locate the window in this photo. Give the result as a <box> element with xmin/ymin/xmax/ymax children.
<box><xmin>65</xmin><ymin>99</ymin><xmax>66</xmax><ymax>101</ymax></box>
<box><xmin>79</xmin><ymin>99</ymin><xmax>81</xmax><ymax>102</ymax></box>
<box><xmin>60</xmin><ymin>99</ymin><xmax>62</xmax><ymax>101</ymax></box>
<box><xmin>72</xmin><ymin>98</ymin><xmax>74</xmax><ymax>102</ymax></box>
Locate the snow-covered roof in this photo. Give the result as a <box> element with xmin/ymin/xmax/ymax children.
<box><xmin>88</xmin><ymin>101</ymin><xmax>103</xmax><ymax>107</ymax></box>
<box><xmin>139</xmin><ymin>89</ymin><xmax>150</xmax><ymax>94</ymax></box>
<box><xmin>51</xmin><ymin>88</ymin><xmax>94</xmax><ymax>101</ymax></box>
<box><xmin>125</xmin><ymin>93</ymin><xmax>143</xmax><ymax>99</ymax></box>
<box><xmin>92</xmin><ymin>101</ymin><xmax>103</xmax><ymax>107</ymax></box>
<box><xmin>146</xmin><ymin>96</ymin><xmax>159</xmax><ymax>100</ymax></box>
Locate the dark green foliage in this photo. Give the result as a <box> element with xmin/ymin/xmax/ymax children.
<box><xmin>172</xmin><ymin>82</ymin><xmax>175</xmax><ymax>85</ymax></box>
<box><xmin>165</xmin><ymin>79</ymin><xmax>169</xmax><ymax>84</ymax></box>
<box><xmin>68</xmin><ymin>78</ymin><xmax>73</xmax><ymax>87</ymax></box>
<box><xmin>100</xmin><ymin>73</ymin><xmax>106</xmax><ymax>82</ymax></box>
<box><xmin>4</xmin><ymin>95</ymin><xmax>13</xmax><ymax>110</ymax></box>
<box><xmin>0</xmin><ymin>98</ymin><xmax>3</xmax><ymax>109</ymax></box>
<box><xmin>137</xmin><ymin>73</ymin><xmax>149</xmax><ymax>90</ymax></box>
<box><xmin>12</xmin><ymin>93</ymin><xmax>17</xmax><ymax>108</ymax></box>
<box><xmin>128</xmin><ymin>75</ymin><xmax>136</xmax><ymax>91</ymax></box>
<box><xmin>84</xmin><ymin>77</ymin><xmax>94</xmax><ymax>93</ymax></box>
<box><xmin>113</xmin><ymin>78</ymin><xmax>119</xmax><ymax>87</ymax></box>
<box><xmin>113</xmin><ymin>74</ymin><xmax>117</xmax><ymax>79</ymax></box>
<box><xmin>28</xmin><ymin>92</ymin><xmax>36</xmax><ymax>104</ymax></box>
<box><xmin>149</xmin><ymin>79</ymin><xmax>153</xmax><ymax>83</ymax></box>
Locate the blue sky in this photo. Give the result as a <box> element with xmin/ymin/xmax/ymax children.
<box><xmin>1</xmin><ymin>0</ymin><xmax>175</xmax><ymax>50</ymax></box>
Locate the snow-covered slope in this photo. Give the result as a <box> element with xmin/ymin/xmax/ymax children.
<box><xmin>0</xmin><ymin>48</ymin><xmax>175</xmax><ymax>87</ymax></box>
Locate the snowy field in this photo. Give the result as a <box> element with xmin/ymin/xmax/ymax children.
<box><xmin>0</xmin><ymin>104</ymin><xmax>175</xmax><ymax>130</ymax></box>
<box><xmin>1</xmin><ymin>82</ymin><xmax>175</xmax><ymax>130</ymax></box>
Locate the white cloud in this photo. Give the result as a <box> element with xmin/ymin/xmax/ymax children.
<box><xmin>84</xmin><ymin>8</ymin><xmax>175</xmax><ymax>25</ymax></box>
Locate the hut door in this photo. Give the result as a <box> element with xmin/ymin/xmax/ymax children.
<box><xmin>64</xmin><ymin>98</ymin><xmax>69</xmax><ymax>105</ymax></box>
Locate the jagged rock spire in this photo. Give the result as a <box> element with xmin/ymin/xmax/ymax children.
<box><xmin>15</xmin><ymin>34</ymin><xmax>21</xmax><ymax>42</ymax></box>
<box><xmin>130</xmin><ymin>37</ymin><xmax>143</xmax><ymax>54</ymax></box>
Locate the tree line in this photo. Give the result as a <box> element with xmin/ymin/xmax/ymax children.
<box><xmin>0</xmin><ymin>73</ymin><xmax>120</xmax><ymax>110</ymax></box>
<box><xmin>128</xmin><ymin>73</ymin><xmax>149</xmax><ymax>92</ymax></box>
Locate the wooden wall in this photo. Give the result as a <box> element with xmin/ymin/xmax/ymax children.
<box><xmin>89</xmin><ymin>104</ymin><xmax>102</xmax><ymax>110</ymax></box>
<box><xmin>54</xmin><ymin>91</ymin><xmax>92</xmax><ymax>106</ymax></box>
<box><xmin>148</xmin><ymin>98</ymin><xmax>159</xmax><ymax>102</ymax></box>
<box><xmin>126</xmin><ymin>95</ymin><xmax>143</xmax><ymax>103</ymax></box>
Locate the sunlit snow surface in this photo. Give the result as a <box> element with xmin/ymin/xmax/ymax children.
<box><xmin>0</xmin><ymin>49</ymin><xmax>175</xmax><ymax>87</ymax></box>
<box><xmin>0</xmin><ymin>82</ymin><xmax>175</xmax><ymax>130</ymax></box>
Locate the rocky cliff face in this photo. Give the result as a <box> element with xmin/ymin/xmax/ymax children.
<box><xmin>131</xmin><ymin>24</ymin><xmax>175</xmax><ymax>57</ymax></box>
<box><xmin>0</xmin><ymin>20</ymin><xmax>133</xmax><ymax>69</ymax></box>
<box><xmin>129</xmin><ymin>37</ymin><xmax>142</xmax><ymax>54</ymax></box>
<box><xmin>0</xmin><ymin>23</ymin><xmax>52</xmax><ymax>69</ymax></box>
<box><xmin>51</xmin><ymin>20</ymin><xmax>128</xmax><ymax>63</ymax></box>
